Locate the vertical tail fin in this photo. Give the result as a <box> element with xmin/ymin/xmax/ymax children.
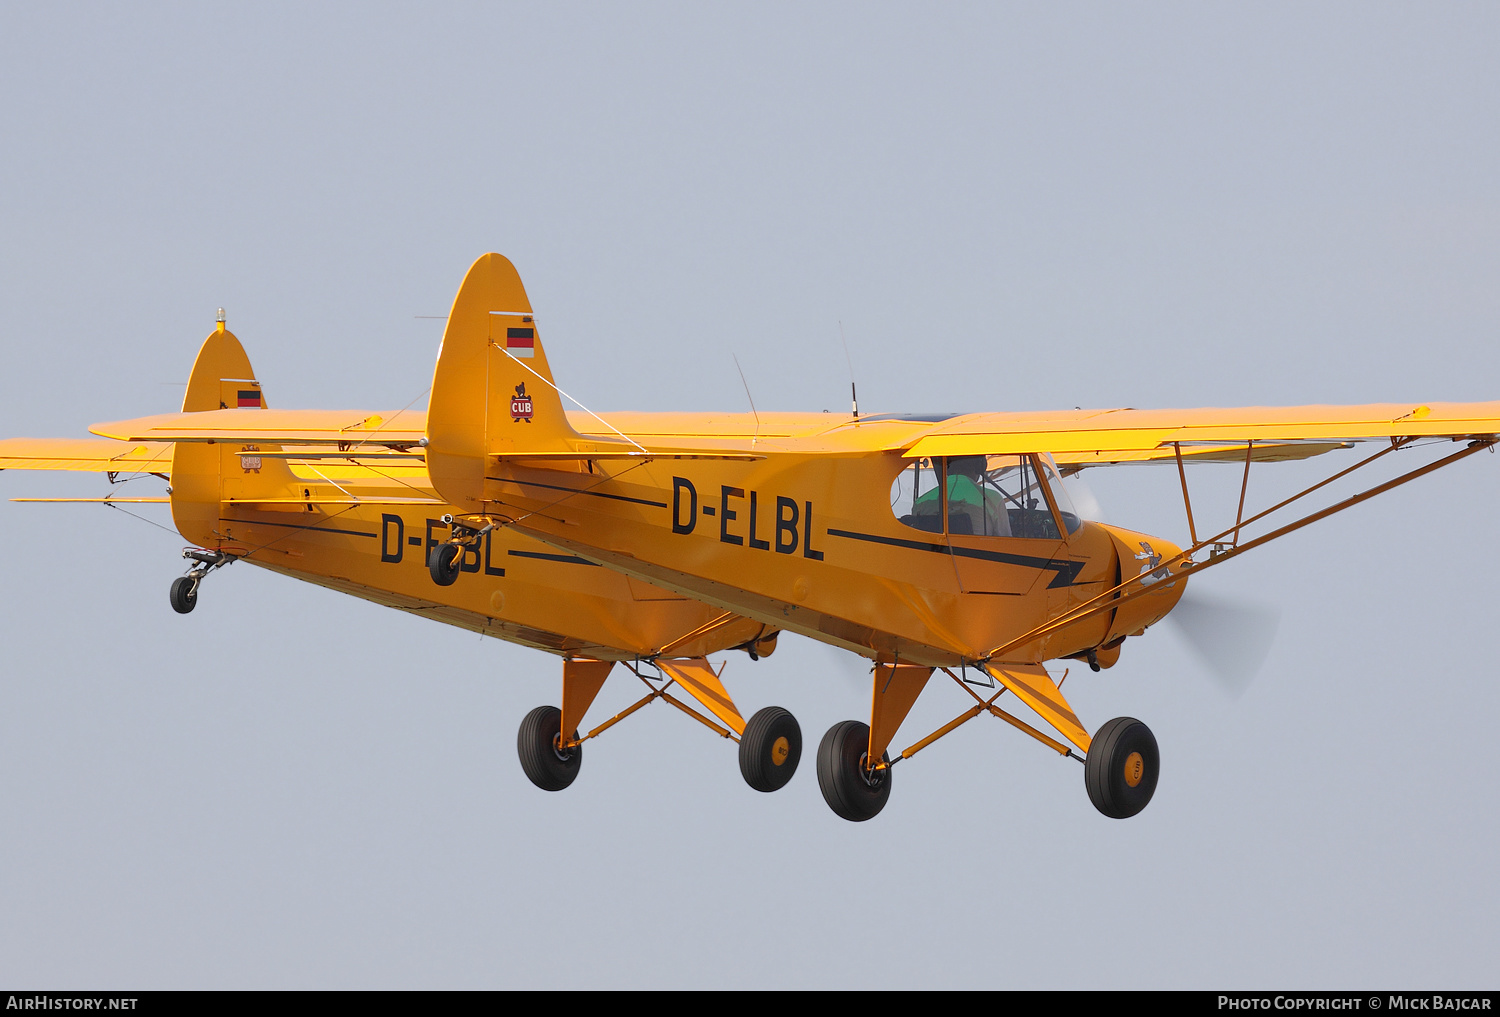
<box><xmin>170</xmin><ymin>319</ymin><xmax>273</xmax><ymax>547</ymax></box>
<box><xmin>425</xmin><ymin>253</ymin><xmax>586</xmax><ymax>512</ymax></box>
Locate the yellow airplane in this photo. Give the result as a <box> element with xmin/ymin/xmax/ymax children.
<box><xmin>9</xmin><ymin>253</ymin><xmax>1500</xmax><ymax>823</ymax></box>
<box><xmin>0</xmin><ymin>318</ymin><xmax>799</xmax><ymax>797</ymax></box>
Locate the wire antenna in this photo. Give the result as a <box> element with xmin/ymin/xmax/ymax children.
<box><xmin>732</xmin><ymin>353</ymin><xmax>761</xmax><ymax>447</ymax></box>
<box><xmin>840</xmin><ymin>321</ymin><xmax>858</xmax><ymax>420</ymax></box>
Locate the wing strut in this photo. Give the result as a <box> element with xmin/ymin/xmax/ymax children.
<box><xmin>983</xmin><ymin>437</ymin><xmax>1496</xmax><ymax>664</ymax></box>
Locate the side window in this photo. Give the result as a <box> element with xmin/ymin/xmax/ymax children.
<box><xmin>891</xmin><ymin>458</ymin><xmax>942</xmax><ymax>533</ymax></box>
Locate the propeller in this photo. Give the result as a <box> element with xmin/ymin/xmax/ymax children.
<box><xmin>1164</xmin><ymin>589</ymin><xmax>1281</xmax><ymax>697</ymax></box>
<box><xmin>1060</xmin><ymin>470</ymin><xmax>1279</xmax><ymax>695</ymax></box>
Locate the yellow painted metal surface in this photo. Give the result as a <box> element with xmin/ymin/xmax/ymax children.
<box><xmin>91</xmin><ymin>408</ymin><xmax>426</xmax><ymax>446</ymax></box>
<box><xmin>655</xmin><ymin>657</ymin><xmax>746</xmax><ymax>735</ymax></box>
<box><xmin>982</xmin><ymin>663</ymin><xmax>1091</xmax><ymax>753</ymax></box>
<box><xmin>868</xmin><ymin>663</ymin><xmax>935</xmax><ymax>763</ymax></box>
<box><xmin>561</xmin><ymin>659</ymin><xmax>614</xmax><ymax>743</ymax></box>
<box><xmin>0</xmin><ymin>439</ymin><xmax>174</xmax><ymax>475</ymax></box>
<box><xmin>9</xmin><ymin>321</ymin><xmax>778</xmax><ymax>672</ymax></box>
<box><xmin>905</xmin><ymin>403</ymin><xmax>1500</xmax><ymax>460</ymax></box>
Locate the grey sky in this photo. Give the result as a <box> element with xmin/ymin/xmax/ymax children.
<box><xmin>1</xmin><ymin>2</ymin><xmax>1497</xmax><ymax>988</ymax></box>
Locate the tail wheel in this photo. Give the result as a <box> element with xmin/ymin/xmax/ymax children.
<box><xmin>517</xmin><ymin>705</ymin><xmax>581</xmax><ymax>791</ymax></box>
<box><xmin>816</xmin><ymin>720</ymin><xmax>891</xmax><ymax>822</ymax></box>
<box><xmin>1085</xmin><ymin>716</ymin><xmax>1159</xmax><ymax>819</ymax></box>
<box><xmin>169</xmin><ymin>576</ymin><xmax>198</xmax><ymax>614</ymax></box>
<box><xmin>738</xmin><ymin>706</ymin><xmax>802</xmax><ymax>792</ymax></box>
<box><xmin>429</xmin><ymin>542</ymin><xmax>461</xmax><ymax>586</ymax></box>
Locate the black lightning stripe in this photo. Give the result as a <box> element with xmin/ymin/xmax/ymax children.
<box><xmin>490</xmin><ymin>476</ymin><xmax>669</xmax><ymax>509</ymax></box>
<box><xmin>219</xmin><ymin>517</ymin><xmax>377</xmax><ymax>539</ymax></box>
<box><xmin>826</xmin><ymin>528</ymin><xmax>1084</xmax><ymax>588</ymax></box>
<box><xmin>506</xmin><ymin>548</ymin><xmax>600</xmax><ymax>566</ymax></box>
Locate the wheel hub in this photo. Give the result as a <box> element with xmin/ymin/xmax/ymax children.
<box><xmin>1123</xmin><ymin>750</ymin><xmax>1144</xmax><ymax>788</ymax></box>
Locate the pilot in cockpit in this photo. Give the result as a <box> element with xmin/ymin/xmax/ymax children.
<box><xmin>913</xmin><ymin>456</ymin><xmax>1012</xmax><ymax>537</ymax></box>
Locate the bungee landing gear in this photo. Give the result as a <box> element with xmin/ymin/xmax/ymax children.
<box><xmin>428</xmin><ymin>514</ymin><xmax>493</xmax><ymax>587</ymax></box>
<box><xmin>169</xmin><ymin>548</ymin><xmax>233</xmax><ymax>615</ymax></box>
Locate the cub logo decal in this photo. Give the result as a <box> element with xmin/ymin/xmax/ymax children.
<box><xmin>510</xmin><ymin>382</ymin><xmax>534</xmax><ymax>423</ymax></box>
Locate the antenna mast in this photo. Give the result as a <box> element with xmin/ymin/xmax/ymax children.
<box><xmin>840</xmin><ymin>321</ymin><xmax>858</xmax><ymax>420</ymax></box>
<box><xmin>732</xmin><ymin>353</ymin><xmax>761</xmax><ymax>447</ymax></box>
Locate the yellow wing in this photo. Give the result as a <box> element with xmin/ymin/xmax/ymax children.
<box><xmin>0</xmin><ymin>438</ymin><xmax>174</xmax><ymax>476</ymax></box>
<box><xmin>901</xmin><ymin>402</ymin><xmax>1500</xmax><ymax>461</ymax></box>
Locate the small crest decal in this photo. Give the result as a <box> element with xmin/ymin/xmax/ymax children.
<box><xmin>511</xmin><ymin>382</ymin><xmax>534</xmax><ymax>423</ymax></box>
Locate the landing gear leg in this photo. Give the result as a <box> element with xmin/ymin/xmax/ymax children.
<box><xmin>169</xmin><ymin>548</ymin><xmax>232</xmax><ymax>615</ymax></box>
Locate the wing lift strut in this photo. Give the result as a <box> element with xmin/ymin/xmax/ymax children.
<box><xmin>989</xmin><ymin>435</ymin><xmax>1499</xmax><ymax>671</ymax></box>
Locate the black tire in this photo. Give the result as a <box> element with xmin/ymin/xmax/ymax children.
<box><xmin>169</xmin><ymin>576</ymin><xmax>197</xmax><ymax>614</ymax></box>
<box><xmin>1085</xmin><ymin>716</ymin><xmax>1159</xmax><ymax>819</ymax></box>
<box><xmin>738</xmin><ymin>706</ymin><xmax>802</xmax><ymax>792</ymax></box>
<box><xmin>429</xmin><ymin>542</ymin><xmax>461</xmax><ymax>586</ymax></box>
<box><xmin>517</xmin><ymin>705</ymin><xmax>581</xmax><ymax>791</ymax></box>
<box><xmin>816</xmin><ymin>719</ymin><xmax>891</xmax><ymax>822</ymax></box>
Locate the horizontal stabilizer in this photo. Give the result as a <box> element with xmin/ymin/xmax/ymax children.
<box><xmin>245</xmin><ymin>451</ymin><xmax>426</xmax><ymax>461</ymax></box>
<box><xmin>0</xmin><ymin>438</ymin><xmax>174</xmax><ymax>475</ymax></box>
<box><xmin>91</xmin><ymin>409</ymin><xmax>426</xmax><ymax>447</ymax></box>
<box><xmin>223</xmin><ymin>496</ymin><xmax>444</xmax><ymax>507</ymax></box>
<box><xmin>492</xmin><ymin>450</ymin><xmax>765</xmax><ymax>462</ymax></box>
<box><xmin>12</xmin><ymin>496</ymin><xmax>170</xmax><ymax>503</ymax></box>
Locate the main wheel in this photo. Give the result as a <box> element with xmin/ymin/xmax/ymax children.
<box><xmin>429</xmin><ymin>542</ymin><xmax>461</xmax><ymax>586</ymax></box>
<box><xmin>169</xmin><ymin>576</ymin><xmax>197</xmax><ymax>614</ymax></box>
<box><xmin>739</xmin><ymin>706</ymin><xmax>802</xmax><ymax>792</ymax></box>
<box><xmin>816</xmin><ymin>720</ymin><xmax>891</xmax><ymax>821</ymax></box>
<box><xmin>517</xmin><ymin>705</ymin><xmax>581</xmax><ymax>791</ymax></box>
<box><xmin>1084</xmin><ymin>716</ymin><xmax>1159</xmax><ymax>819</ymax></box>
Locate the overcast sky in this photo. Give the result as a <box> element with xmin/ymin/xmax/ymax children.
<box><xmin>1</xmin><ymin>2</ymin><xmax>1498</xmax><ymax>989</ymax></box>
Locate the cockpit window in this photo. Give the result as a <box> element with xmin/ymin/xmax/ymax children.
<box><xmin>891</xmin><ymin>457</ymin><xmax>943</xmax><ymax>532</ymax></box>
<box><xmin>891</xmin><ymin>454</ymin><xmax>1081</xmax><ymax>538</ymax></box>
<box><xmin>966</xmin><ymin>455</ymin><xmax>1054</xmax><ymax>538</ymax></box>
